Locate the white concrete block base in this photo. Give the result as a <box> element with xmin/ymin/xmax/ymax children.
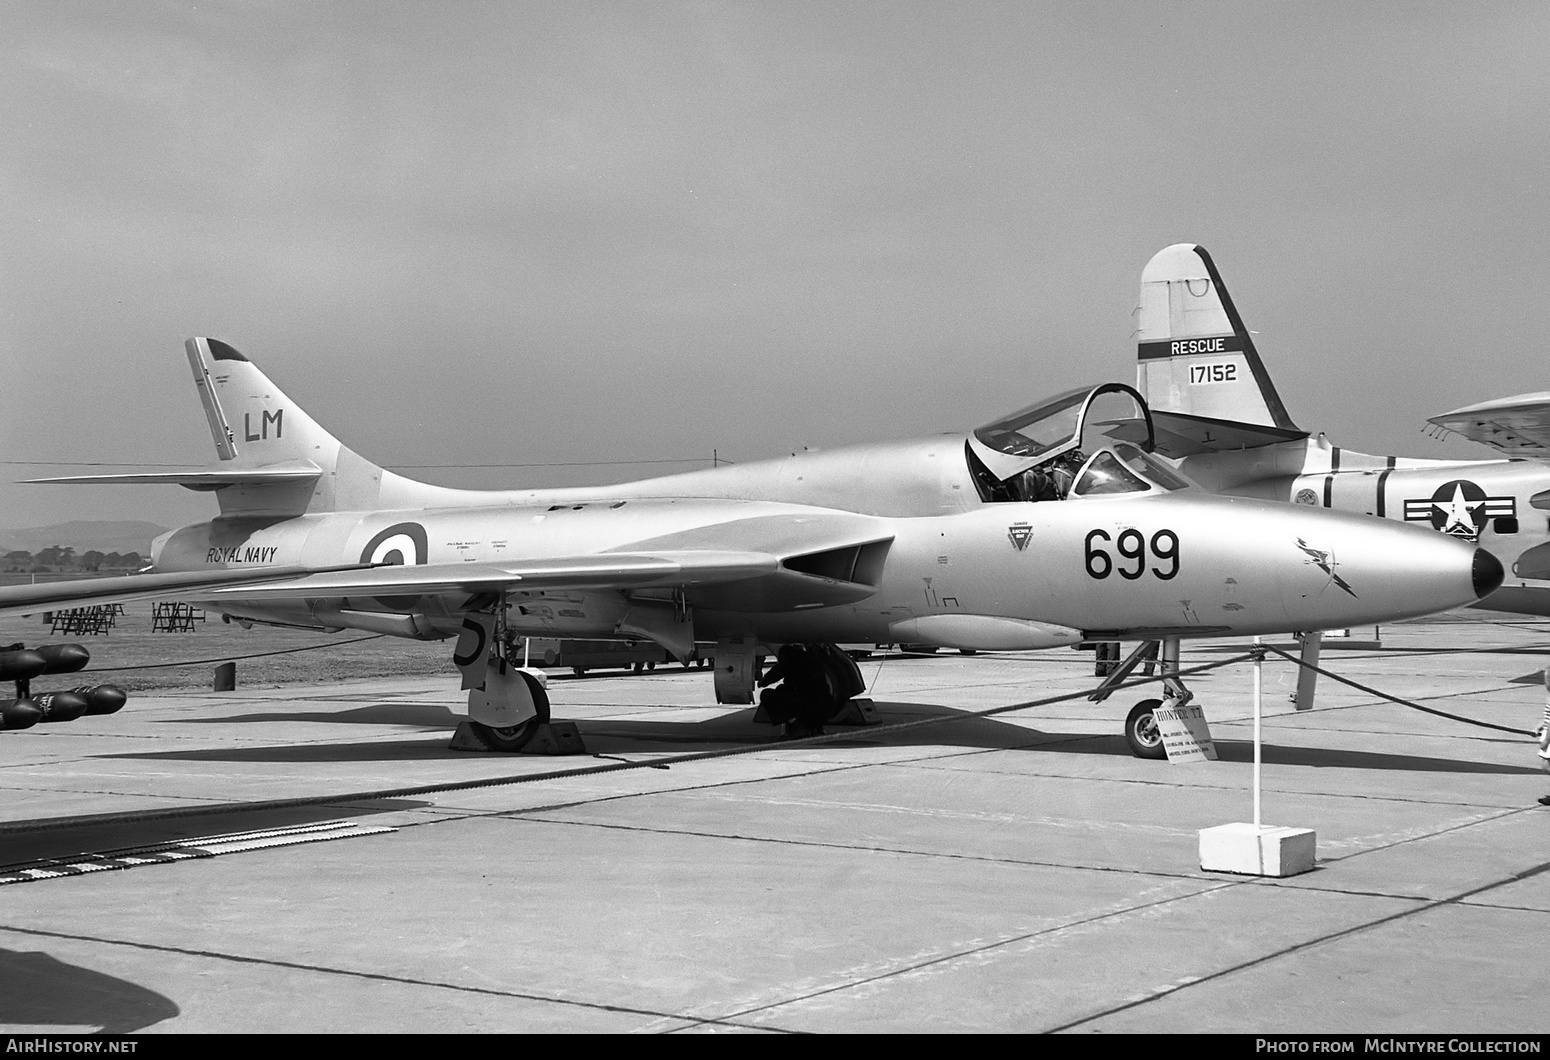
<box><xmin>1199</xmin><ymin>822</ymin><xmax>1316</xmax><ymax>877</ymax></box>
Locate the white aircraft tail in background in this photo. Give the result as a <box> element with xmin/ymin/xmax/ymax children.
<box><xmin>1135</xmin><ymin>243</ymin><xmax>1305</xmax><ymax>450</ymax></box>
<box><xmin>1134</xmin><ymin>242</ymin><xmax>1550</xmax><ymax>618</ymax></box>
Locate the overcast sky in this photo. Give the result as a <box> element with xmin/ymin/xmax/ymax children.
<box><xmin>4</xmin><ymin>1</ymin><xmax>1549</xmax><ymax>532</ymax></box>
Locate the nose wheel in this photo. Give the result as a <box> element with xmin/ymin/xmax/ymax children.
<box><xmin>1125</xmin><ymin>700</ymin><xmax>1166</xmax><ymax>760</ymax></box>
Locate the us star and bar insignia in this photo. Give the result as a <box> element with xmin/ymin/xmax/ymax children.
<box><xmin>1402</xmin><ymin>479</ymin><xmax>1515</xmax><ymax>541</ymax></box>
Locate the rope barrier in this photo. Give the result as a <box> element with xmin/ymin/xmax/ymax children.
<box><xmin>84</xmin><ymin>635</ymin><xmax>386</xmax><ymax>672</ymax></box>
<box><xmin>1259</xmin><ymin>644</ymin><xmax>1537</xmax><ymax>737</ymax></box>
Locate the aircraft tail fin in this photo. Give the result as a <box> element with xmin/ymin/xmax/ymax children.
<box><xmin>181</xmin><ymin>337</ymin><xmax>401</xmax><ymax>515</ymax></box>
<box><xmin>28</xmin><ymin>339</ymin><xmax>452</xmax><ymax>516</ymax></box>
<box><xmin>1135</xmin><ymin>244</ymin><xmax>1300</xmax><ymax>432</ymax></box>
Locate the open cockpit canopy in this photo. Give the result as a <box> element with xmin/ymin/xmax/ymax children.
<box><xmin>967</xmin><ymin>383</ymin><xmax>1189</xmax><ymax>502</ymax></box>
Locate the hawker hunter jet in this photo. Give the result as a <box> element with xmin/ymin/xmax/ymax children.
<box><xmin>11</xmin><ymin>334</ymin><xmax>1500</xmax><ymax>757</ymax></box>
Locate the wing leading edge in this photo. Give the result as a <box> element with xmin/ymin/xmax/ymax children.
<box><xmin>1</xmin><ymin>543</ymin><xmax>887</xmax><ymax>621</ymax></box>
<box><xmin>202</xmin><ymin>550</ymin><xmax>784</xmax><ymax>600</ymax></box>
<box><xmin>0</xmin><ymin>565</ymin><xmax>358</xmax><ymax>618</ymax></box>
<box><xmin>200</xmin><ymin>538</ymin><xmax>892</xmax><ymax>612</ymax></box>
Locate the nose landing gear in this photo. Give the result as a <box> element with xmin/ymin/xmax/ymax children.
<box><xmin>1091</xmin><ymin>637</ymin><xmax>1208</xmax><ymax>761</ymax></box>
<box><xmin>1124</xmin><ymin>699</ymin><xmax>1166</xmax><ymax>760</ymax></box>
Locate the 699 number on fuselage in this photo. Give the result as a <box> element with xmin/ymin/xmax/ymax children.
<box><xmin>1084</xmin><ymin>528</ymin><xmax>1179</xmax><ymax>580</ymax></box>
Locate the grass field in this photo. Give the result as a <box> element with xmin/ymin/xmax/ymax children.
<box><xmin>0</xmin><ymin>602</ymin><xmax>458</xmax><ymax>693</ymax></box>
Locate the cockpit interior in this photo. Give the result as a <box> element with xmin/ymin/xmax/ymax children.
<box><xmin>965</xmin><ymin>383</ymin><xmax>1194</xmax><ymax>503</ymax></box>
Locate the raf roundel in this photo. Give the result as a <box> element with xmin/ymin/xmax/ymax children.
<box><xmin>359</xmin><ymin>522</ymin><xmax>431</xmax><ymax>610</ymax></box>
<box><xmin>361</xmin><ymin>522</ymin><xmax>429</xmax><ymax>566</ymax></box>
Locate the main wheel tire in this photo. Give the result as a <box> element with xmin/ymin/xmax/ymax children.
<box><xmin>469</xmin><ymin>673</ymin><xmax>552</xmax><ymax>752</ymax></box>
<box><xmin>1125</xmin><ymin>699</ymin><xmax>1167</xmax><ymax>760</ymax></box>
<box><xmin>813</xmin><ymin>642</ymin><xmax>866</xmax><ymax>702</ymax></box>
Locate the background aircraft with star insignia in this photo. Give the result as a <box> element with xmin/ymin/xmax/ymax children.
<box><xmin>1133</xmin><ymin>242</ymin><xmax>1550</xmax><ymax>619</ymax></box>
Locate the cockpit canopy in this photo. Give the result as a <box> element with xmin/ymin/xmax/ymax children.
<box><xmin>966</xmin><ymin>383</ymin><xmax>1192</xmax><ymax>502</ymax></box>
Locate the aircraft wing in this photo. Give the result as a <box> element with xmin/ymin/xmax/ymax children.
<box><xmin>0</xmin><ymin>565</ymin><xmax>358</xmax><ymax>618</ymax></box>
<box><xmin>1427</xmin><ymin>392</ymin><xmax>1550</xmax><ymax>453</ymax></box>
<box><xmin>197</xmin><ymin>550</ymin><xmax>785</xmax><ymax>601</ymax></box>
<box><xmin>0</xmin><ymin>551</ymin><xmax>800</xmax><ymax>618</ymax></box>
<box><xmin>192</xmin><ymin>504</ymin><xmax>895</xmax><ymax>611</ymax></box>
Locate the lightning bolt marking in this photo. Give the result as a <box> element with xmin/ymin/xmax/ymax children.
<box><xmin>1295</xmin><ymin>537</ymin><xmax>1357</xmax><ymax>598</ymax></box>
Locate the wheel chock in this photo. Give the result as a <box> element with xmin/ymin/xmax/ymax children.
<box><xmin>448</xmin><ymin>721</ymin><xmax>587</xmax><ymax>754</ymax></box>
<box><xmin>519</xmin><ymin>722</ymin><xmax>585</xmax><ymax>755</ymax></box>
<box><xmin>753</xmin><ymin>698</ymin><xmax>878</xmax><ymax>726</ymax></box>
<box><xmin>448</xmin><ymin>723</ymin><xmax>488</xmax><ymax>751</ymax></box>
<box><xmin>829</xmin><ymin>697</ymin><xmax>878</xmax><ymax>726</ymax></box>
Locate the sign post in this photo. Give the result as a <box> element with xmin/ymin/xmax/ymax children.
<box><xmin>1198</xmin><ymin>637</ymin><xmax>1316</xmax><ymax>876</ymax></box>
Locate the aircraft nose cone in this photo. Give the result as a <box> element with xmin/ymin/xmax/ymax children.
<box><xmin>1473</xmin><ymin>548</ymin><xmax>1505</xmax><ymax>599</ymax></box>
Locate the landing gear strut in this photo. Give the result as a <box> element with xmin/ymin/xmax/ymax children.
<box><xmin>1090</xmin><ymin>637</ymin><xmax>1192</xmax><ymax>760</ymax></box>
<box><xmin>462</xmin><ymin>595</ymin><xmax>557</xmax><ymax>753</ymax></box>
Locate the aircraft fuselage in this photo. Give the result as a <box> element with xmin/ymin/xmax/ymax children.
<box><xmin>155</xmin><ymin>458</ymin><xmax>1491</xmax><ymax>649</ymax></box>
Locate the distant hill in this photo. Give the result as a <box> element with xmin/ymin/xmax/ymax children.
<box><xmin>0</xmin><ymin>521</ymin><xmax>171</xmax><ymax>556</ymax></box>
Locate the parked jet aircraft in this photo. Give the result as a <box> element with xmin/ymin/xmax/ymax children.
<box><xmin>1133</xmin><ymin>243</ymin><xmax>1550</xmax><ymax>621</ymax></box>
<box><xmin>10</xmin><ymin>335</ymin><xmax>1501</xmax><ymax>757</ymax></box>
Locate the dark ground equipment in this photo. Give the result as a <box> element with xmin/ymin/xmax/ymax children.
<box><xmin>0</xmin><ymin>642</ymin><xmax>127</xmax><ymax>731</ymax></box>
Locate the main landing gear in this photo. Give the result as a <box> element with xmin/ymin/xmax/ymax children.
<box><xmin>454</xmin><ymin>599</ymin><xmax>577</xmax><ymax>754</ymax></box>
<box><xmin>1090</xmin><ymin>637</ymin><xmax>1190</xmax><ymax>760</ymax></box>
<box><xmin>754</xmin><ymin>642</ymin><xmax>868</xmax><ymax>736</ymax></box>
<box><xmin>468</xmin><ymin>670</ymin><xmax>551</xmax><ymax>752</ymax></box>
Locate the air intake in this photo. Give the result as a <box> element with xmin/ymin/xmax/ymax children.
<box><xmin>782</xmin><ymin>540</ymin><xmax>891</xmax><ymax>586</ymax></box>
